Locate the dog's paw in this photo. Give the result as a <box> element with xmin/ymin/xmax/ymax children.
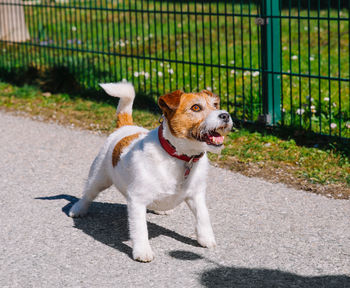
<box><xmin>151</xmin><ymin>209</ymin><xmax>173</xmax><ymax>216</ymax></box>
<box><xmin>132</xmin><ymin>245</ymin><xmax>155</xmax><ymax>262</ymax></box>
<box><xmin>69</xmin><ymin>200</ymin><xmax>89</xmax><ymax>218</ymax></box>
<box><xmin>197</xmin><ymin>236</ymin><xmax>217</xmax><ymax>249</ymax></box>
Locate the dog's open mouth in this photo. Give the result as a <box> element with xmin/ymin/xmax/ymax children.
<box><xmin>195</xmin><ymin>130</ymin><xmax>225</xmax><ymax>147</ymax></box>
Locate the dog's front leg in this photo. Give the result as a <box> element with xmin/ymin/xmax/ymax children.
<box><xmin>186</xmin><ymin>193</ymin><xmax>216</xmax><ymax>249</ymax></box>
<box><xmin>128</xmin><ymin>200</ymin><xmax>154</xmax><ymax>262</ymax></box>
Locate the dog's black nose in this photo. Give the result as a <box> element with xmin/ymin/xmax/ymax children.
<box><xmin>218</xmin><ymin>112</ymin><xmax>230</xmax><ymax>123</ymax></box>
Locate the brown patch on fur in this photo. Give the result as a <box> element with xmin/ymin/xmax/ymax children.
<box><xmin>158</xmin><ymin>90</ymin><xmax>183</xmax><ymax>119</ymax></box>
<box><xmin>116</xmin><ymin>112</ymin><xmax>133</xmax><ymax>128</ymax></box>
<box><xmin>159</xmin><ymin>91</ymin><xmax>218</xmax><ymax>139</ymax></box>
<box><xmin>112</xmin><ymin>133</ymin><xmax>142</xmax><ymax>166</ymax></box>
<box><xmin>201</xmin><ymin>90</ymin><xmax>220</xmax><ymax>109</ymax></box>
<box><xmin>201</xmin><ymin>90</ymin><xmax>220</xmax><ymax>101</ymax></box>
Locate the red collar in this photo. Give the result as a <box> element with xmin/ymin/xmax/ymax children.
<box><xmin>158</xmin><ymin>123</ymin><xmax>203</xmax><ymax>163</ymax></box>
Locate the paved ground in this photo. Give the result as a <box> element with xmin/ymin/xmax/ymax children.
<box><xmin>0</xmin><ymin>111</ymin><xmax>349</xmax><ymax>288</ymax></box>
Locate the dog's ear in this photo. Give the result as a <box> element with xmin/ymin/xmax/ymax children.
<box><xmin>158</xmin><ymin>90</ymin><xmax>183</xmax><ymax>117</ymax></box>
<box><xmin>201</xmin><ymin>89</ymin><xmax>220</xmax><ymax>109</ymax></box>
<box><xmin>201</xmin><ymin>89</ymin><xmax>219</xmax><ymax>100</ymax></box>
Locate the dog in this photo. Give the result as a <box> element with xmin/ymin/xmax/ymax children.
<box><xmin>69</xmin><ymin>82</ymin><xmax>233</xmax><ymax>262</ymax></box>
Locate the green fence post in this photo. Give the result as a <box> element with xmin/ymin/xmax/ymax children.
<box><xmin>260</xmin><ymin>0</ymin><xmax>281</xmax><ymax>125</ymax></box>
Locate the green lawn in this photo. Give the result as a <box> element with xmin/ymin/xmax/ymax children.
<box><xmin>0</xmin><ymin>1</ymin><xmax>349</xmax><ymax>137</ymax></box>
<box><xmin>0</xmin><ymin>81</ymin><xmax>349</xmax><ymax>199</ymax></box>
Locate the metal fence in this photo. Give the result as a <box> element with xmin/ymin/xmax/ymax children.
<box><xmin>0</xmin><ymin>0</ymin><xmax>349</xmax><ymax>139</ymax></box>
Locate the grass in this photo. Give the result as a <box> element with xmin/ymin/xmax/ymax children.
<box><xmin>0</xmin><ymin>81</ymin><xmax>349</xmax><ymax>199</ymax></box>
<box><xmin>0</xmin><ymin>1</ymin><xmax>349</xmax><ymax>137</ymax></box>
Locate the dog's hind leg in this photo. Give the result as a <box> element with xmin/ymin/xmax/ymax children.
<box><xmin>69</xmin><ymin>155</ymin><xmax>112</xmax><ymax>218</ymax></box>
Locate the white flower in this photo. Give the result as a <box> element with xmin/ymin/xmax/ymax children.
<box><xmin>330</xmin><ymin>123</ymin><xmax>337</xmax><ymax>129</ymax></box>
<box><xmin>324</xmin><ymin>97</ymin><xmax>329</xmax><ymax>102</ymax></box>
<box><xmin>306</xmin><ymin>96</ymin><xmax>314</xmax><ymax>102</ymax></box>
<box><xmin>137</xmin><ymin>36</ymin><xmax>141</xmax><ymax>41</ymax></box>
<box><xmin>120</xmin><ymin>41</ymin><xmax>125</xmax><ymax>47</ymax></box>
<box><xmin>134</xmin><ymin>72</ymin><xmax>139</xmax><ymax>77</ymax></box>
<box><xmin>144</xmin><ymin>72</ymin><xmax>150</xmax><ymax>79</ymax></box>
<box><xmin>206</xmin><ymin>86</ymin><xmax>212</xmax><ymax>91</ymax></box>
<box><xmin>304</xmin><ymin>26</ymin><xmax>308</xmax><ymax>31</ymax></box>
<box><xmin>252</xmin><ymin>71</ymin><xmax>260</xmax><ymax>77</ymax></box>
<box><xmin>158</xmin><ymin>71</ymin><xmax>163</xmax><ymax>77</ymax></box>
<box><xmin>230</xmin><ymin>60</ymin><xmax>235</xmax><ymax>64</ymax></box>
<box><xmin>291</xmin><ymin>55</ymin><xmax>298</xmax><ymax>60</ymax></box>
<box><xmin>332</xmin><ymin>102</ymin><xmax>337</xmax><ymax>107</ymax></box>
<box><xmin>346</xmin><ymin>122</ymin><xmax>350</xmax><ymax>129</ymax></box>
<box><xmin>160</xmin><ymin>63</ymin><xmax>163</xmax><ymax>67</ymax></box>
<box><xmin>283</xmin><ymin>46</ymin><xmax>287</xmax><ymax>51</ymax></box>
<box><xmin>72</xmin><ymin>26</ymin><xmax>77</xmax><ymax>32</ymax></box>
<box><xmin>168</xmin><ymin>68</ymin><xmax>174</xmax><ymax>74</ymax></box>
<box><xmin>122</xmin><ymin>78</ymin><xmax>127</xmax><ymax>82</ymax></box>
<box><xmin>149</xmin><ymin>33</ymin><xmax>153</xmax><ymax>38</ymax></box>
<box><xmin>310</xmin><ymin>105</ymin><xmax>315</xmax><ymax>110</ymax></box>
<box><xmin>296</xmin><ymin>108</ymin><xmax>305</xmax><ymax>115</ymax></box>
<box><xmin>243</xmin><ymin>71</ymin><xmax>251</xmax><ymax>76</ymax></box>
<box><xmin>310</xmin><ymin>56</ymin><xmax>315</xmax><ymax>61</ymax></box>
<box><xmin>282</xmin><ymin>108</ymin><xmax>286</xmax><ymax>112</ymax></box>
<box><xmin>230</xmin><ymin>69</ymin><xmax>235</xmax><ymax>74</ymax></box>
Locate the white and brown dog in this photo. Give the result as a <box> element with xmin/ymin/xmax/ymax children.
<box><xmin>69</xmin><ymin>82</ymin><xmax>233</xmax><ymax>262</ymax></box>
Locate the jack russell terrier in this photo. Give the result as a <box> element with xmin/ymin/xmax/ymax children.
<box><xmin>69</xmin><ymin>82</ymin><xmax>233</xmax><ymax>262</ymax></box>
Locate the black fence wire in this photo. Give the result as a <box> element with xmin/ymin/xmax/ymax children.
<box><xmin>0</xmin><ymin>0</ymin><xmax>349</xmax><ymax>139</ymax></box>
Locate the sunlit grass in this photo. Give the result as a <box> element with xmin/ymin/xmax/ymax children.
<box><xmin>0</xmin><ymin>1</ymin><xmax>349</xmax><ymax>137</ymax></box>
<box><xmin>0</xmin><ymin>81</ymin><xmax>349</xmax><ymax>198</ymax></box>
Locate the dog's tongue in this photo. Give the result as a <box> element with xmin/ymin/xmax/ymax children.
<box><xmin>208</xmin><ymin>132</ymin><xmax>224</xmax><ymax>145</ymax></box>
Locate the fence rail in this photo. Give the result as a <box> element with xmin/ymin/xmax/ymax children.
<box><xmin>0</xmin><ymin>0</ymin><xmax>349</xmax><ymax>139</ymax></box>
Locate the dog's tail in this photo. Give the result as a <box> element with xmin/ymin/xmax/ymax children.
<box><xmin>99</xmin><ymin>82</ymin><xmax>135</xmax><ymax>128</ymax></box>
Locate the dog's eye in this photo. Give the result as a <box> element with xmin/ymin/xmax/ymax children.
<box><xmin>214</xmin><ymin>103</ymin><xmax>219</xmax><ymax>109</ymax></box>
<box><xmin>191</xmin><ymin>104</ymin><xmax>201</xmax><ymax>112</ymax></box>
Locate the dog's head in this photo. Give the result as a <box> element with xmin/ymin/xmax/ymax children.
<box><xmin>158</xmin><ymin>90</ymin><xmax>233</xmax><ymax>154</ymax></box>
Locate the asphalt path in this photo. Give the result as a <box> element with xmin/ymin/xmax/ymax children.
<box><xmin>0</xmin><ymin>111</ymin><xmax>349</xmax><ymax>288</ymax></box>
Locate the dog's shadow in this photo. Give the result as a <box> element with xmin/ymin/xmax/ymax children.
<box><xmin>36</xmin><ymin>194</ymin><xmax>199</xmax><ymax>259</ymax></box>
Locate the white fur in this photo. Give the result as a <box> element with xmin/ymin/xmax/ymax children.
<box><xmin>69</xmin><ymin>82</ymin><xmax>232</xmax><ymax>262</ymax></box>
<box><xmin>99</xmin><ymin>82</ymin><xmax>135</xmax><ymax>115</ymax></box>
